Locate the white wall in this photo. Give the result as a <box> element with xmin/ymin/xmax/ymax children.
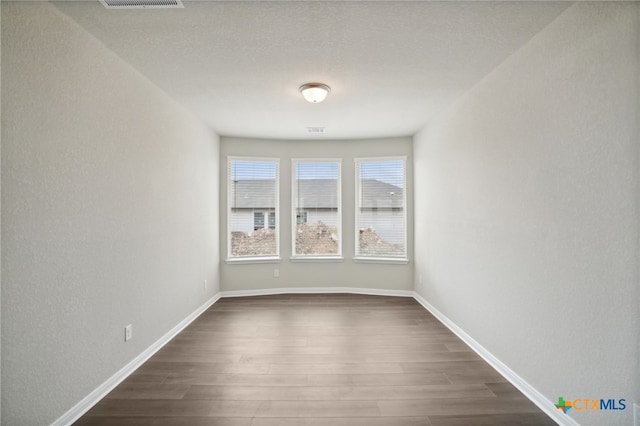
<box><xmin>637</xmin><ymin>1</ymin><xmax>640</xmax><ymax>416</ymax></box>
<box><xmin>230</xmin><ymin>210</ymin><xmax>257</xmax><ymax>233</ymax></box>
<box><xmin>1</xmin><ymin>3</ymin><xmax>219</xmax><ymax>424</ymax></box>
<box><xmin>414</xmin><ymin>3</ymin><xmax>639</xmax><ymax>425</ymax></box>
<box><xmin>0</xmin><ymin>2</ymin><xmax>3</xmax><ymax>423</ymax></box>
<box><xmin>221</xmin><ymin>137</ymin><xmax>413</xmax><ymax>292</ymax></box>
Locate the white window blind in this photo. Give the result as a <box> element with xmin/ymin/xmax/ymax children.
<box><xmin>228</xmin><ymin>158</ymin><xmax>279</xmax><ymax>258</ymax></box>
<box><xmin>292</xmin><ymin>160</ymin><xmax>341</xmax><ymax>257</ymax></box>
<box><xmin>355</xmin><ymin>157</ymin><xmax>406</xmax><ymax>259</ymax></box>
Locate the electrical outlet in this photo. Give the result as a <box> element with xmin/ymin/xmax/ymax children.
<box><xmin>124</xmin><ymin>324</ymin><xmax>132</xmax><ymax>342</ymax></box>
<box><xmin>204</xmin><ymin>279</ymin><xmax>207</xmax><ymax>289</ymax></box>
<box><xmin>273</xmin><ymin>268</ymin><xmax>279</xmax><ymax>278</ymax></box>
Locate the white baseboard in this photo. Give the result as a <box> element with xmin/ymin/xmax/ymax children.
<box><xmin>411</xmin><ymin>292</ymin><xmax>579</xmax><ymax>426</ymax></box>
<box><xmin>52</xmin><ymin>288</ymin><xmax>574</xmax><ymax>426</ymax></box>
<box><xmin>51</xmin><ymin>293</ymin><xmax>222</xmax><ymax>426</ymax></box>
<box><xmin>51</xmin><ymin>288</ymin><xmax>408</xmax><ymax>425</ymax></box>
<box><xmin>220</xmin><ymin>286</ymin><xmax>414</xmax><ymax>298</ymax></box>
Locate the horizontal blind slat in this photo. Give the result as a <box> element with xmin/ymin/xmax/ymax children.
<box><xmin>293</xmin><ymin>161</ymin><xmax>341</xmax><ymax>256</ymax></box>
<box><xmin>229</xmin><ymin>158</ymin><xmax>279</xmax><ymax>258</ymax></box>
<box><xmin>356</xmin><ymin>158</ymin><xmax>406</xmax><ymax>258</ymax></box>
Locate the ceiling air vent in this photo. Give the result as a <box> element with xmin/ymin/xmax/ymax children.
<box><xmin>100</xmin><ymin>0</ymin><xmax>184</xmax><ymax>9</ymax></box>
<box><xmin>306</xmin><ymin>127</ymin><xmax>327</xmax><ymax>134</ymax></box>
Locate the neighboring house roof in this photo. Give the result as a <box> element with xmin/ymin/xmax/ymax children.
<box><xmin>360</xmin><ymin>179</ymin><xmax>404</xmax><ymax>209</ymax></box>
<box><xmin>230</xmin><ymin>179</ymin><xmax>402</xmax><ymax>209</ymax></box>
<box><xmin>230</xmin><ymin>180</ymin><xmax>276</xmax><ymax>209</ymax></box>
<box><xmin>295</xmin><ymin>179</ymin><xmax>339</xmax><ymax>209</ymax></box>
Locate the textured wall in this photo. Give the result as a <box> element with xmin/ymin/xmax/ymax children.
<box><xmin>0</xmin><ymin>2</ymin><xmax>3</xmax><ymax>424</ymax></box>
<box><xmin>220</xmin><ymin>137</ymin><xmax>413</xmax><ymax>292</ymax></box>
<box><xmin>636</xmin><ymin>3</ymin><xmax>640</xmax><ymax>417</ymax></box>
<box><xmin>1</xmin><ymin>3</ymin><xmax>219</xmax><ymax>424</ymax></box>
<box><xmin>414</xmin><ymin>3</ymin><xmax>639</xmax><ymax>425</ymax></box>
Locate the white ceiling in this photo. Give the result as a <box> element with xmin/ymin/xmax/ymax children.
<box><xmin>53</xmin><ymin>1</ymin><xmax>572</xmax><ymax>140</ymax></box>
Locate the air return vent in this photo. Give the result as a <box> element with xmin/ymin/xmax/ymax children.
<box><xmin>100</xmin><ymin>0</ymin><xmax>183</xmax><ymax>9</ymax></box>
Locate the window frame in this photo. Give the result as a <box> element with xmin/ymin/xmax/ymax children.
<box><xmin>290</xmin><ymin>158</ymin><xmax>343</xmax><ymax>262</ymax></box>
<box><xmin>354</xmin><ymin>156</ymin><xmax>408</xmax><ymax>264</ymax></box>
<box><xmin>253</xmin><ymin>212</ymin><xmax>265</xmax><ymax>230</ymax></box>
<box><xmin>226</xmin><ymin>156</ymin><xmax>280</xmax><ymax>264</ymax></box>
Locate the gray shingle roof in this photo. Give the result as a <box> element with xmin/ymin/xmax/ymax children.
<box><xmin>230</xmin><ymin>180</ymin><xmax>276</xmax><ymax>209</ymax></box>
<box><xmin>295</xmin><ymin>180</ymin><xmax>339</xmax><ymax>209</ymax></box>
<box><xmin>230</xmin><ymin>179</ymin><xmax>402</xmax><ymax>209</ymax></box>
<box><xmin>360</xmin><ymin>179</ymin><xmax>404</xmax><ymax>209</ymax></box>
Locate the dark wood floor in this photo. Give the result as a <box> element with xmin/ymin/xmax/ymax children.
<box><xmin>75</xmin><ymin>294</ymin><xmax>556</xmax><ymax>425</ymax></box>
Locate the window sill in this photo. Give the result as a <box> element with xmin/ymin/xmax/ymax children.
<box><xmin>290</xmin><ymin>256</ymin><xmax>344</xmax><ymax>263</ymax></box>
<box><xmin>352</xmin><ymin>257</ymin><xmax>409</xmax><ymax>265</ymax></box>
<box><xmin>225</xmin><ymin>257</ymin><xmax>282</xmax><ymax>265</ymax></box>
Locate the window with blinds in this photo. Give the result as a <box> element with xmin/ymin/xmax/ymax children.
<box><xmin>355</xmin><ymin>157</ymin><xmax>406</xmax><ymax>260</ymax></box>
<box><xmin>292</xmin><ymin>160</ymin><xmax>341</xmax><ymax>257</ymax></box>
<box><xmin>228</xmin><ymin>157</ymin><xmax>279</xmax><ymax>259</ymax></box>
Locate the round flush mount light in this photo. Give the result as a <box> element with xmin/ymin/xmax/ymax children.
<box><xmin>299</xmin><ymin>83</ymin><xmax>331</xmax><ymax>103</ymax></box>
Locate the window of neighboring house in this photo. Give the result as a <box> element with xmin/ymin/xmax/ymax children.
<box><xmin>292</xmin><ymin>159</ymin><xmax>341</xmax><ymax>258</ymax></box>
<box><xmin>253</xmin><ymin>212</ymin><xmax>264</xmax><ymax>230</ymax></box>
<box><xmin>228</xmin><ymin>157</ymin><xmax>279</xmax><ymax>260</ymax></box>
<box><xmin>296</xmin><ymin>212</ymin><xmax>308</xmax><ymax>225</ymax></box>
<box><xmin>355</xmin><ymin>157</ymin><xmax>407</xmax><ymax>261</ymax></box>
<box><xmin>252</xmin><ymin>212</ymin><xmax>276</xmax><ymax>230</ymax></box>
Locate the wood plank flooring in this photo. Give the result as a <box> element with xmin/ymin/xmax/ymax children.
<box><xmin>75</xmin><ymin>294</ymin><xmax>556</xmax><ymax>425</ymax></box>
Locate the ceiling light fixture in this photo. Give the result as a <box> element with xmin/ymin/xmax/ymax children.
<box><xmin>99</xmin><ymin>0</ymin><xmax>183</xmax><ymax>9</ymax></box>
<box><xmin>299</xmin><ymin>83</ymin><xmax>331</xmax><ymax>103</ymax></box>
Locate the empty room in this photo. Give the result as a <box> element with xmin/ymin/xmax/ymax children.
<box><xmin>1</xmin><ymin>1</ymin><xmax>638</xmax><ymax>425</ymax></box>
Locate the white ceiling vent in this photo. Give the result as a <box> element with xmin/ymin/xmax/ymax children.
<box><xmin>100</xmin><ymin>0</ymin><xmax>184</xmax><ymax>9</ymax></box>
<box><xmin>306</xmin><ymin>127</ymin><xmax>327</xmax><ymax>134</ymax></box>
